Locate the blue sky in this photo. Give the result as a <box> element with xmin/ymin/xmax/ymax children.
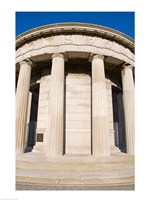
<box><xmin>16</xmin><ymin>12</ymin><xmax>134</xmax><ymax>39</ymax></box>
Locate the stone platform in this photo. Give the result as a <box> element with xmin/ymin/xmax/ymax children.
<box><xmin>16</xmin><ymin>152</ymin><xmax>134</xmax><ymax>190</ymax></box>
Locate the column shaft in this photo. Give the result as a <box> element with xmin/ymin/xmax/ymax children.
<box><xmin>16</xmin><ymin>60</ymin><xmax>31</xmax><ymax>153</ymax></box>
<box><xmin>122</xmin><ymin>65</ymin><xmax>135</xmax><ymax>154</ymax></box>
<box><xmin>46</xmin><ymin>53</ymin><xmax>64</xmax><ymax>157</ymax></box>
<box><xmin>92</xmin><ymin>55</ymin><xmax>110</xmax><ymax>156</ymax></box>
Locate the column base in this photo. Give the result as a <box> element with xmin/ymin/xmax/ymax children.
<box><xmin>110</xmin><ymin>146</ymin><xmax>121</xmax><ymax>154</ymax></box>
<box><xmin>109</xmin><ymin>129</ymin><xmax>116</xmax><ymax>147</ymax></box>
<box><xmin>32</xmin><ymin>142</ymin><xmax>44</xmax><ymax>153</ymax></box>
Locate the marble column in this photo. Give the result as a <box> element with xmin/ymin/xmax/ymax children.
<box><xmin>45</xmin><ymin>53</ymin><xmax>65</xmax><ymax>157</ymax></box>
<box><xmin>92</xmin><ymin>55</ymin><xmax>110</xmax><ymax>156</ymax></box>
<box><xmin>121</xmin><ymin>64</ymin><xmax>135</xmax><ymax>154</ymax></box>
<box><xmin>16</xmin><ymin>60</ymin><xmax>32</xmax><ymax>153</ymax></box>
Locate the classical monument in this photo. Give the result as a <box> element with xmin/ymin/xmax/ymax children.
<box><xmin>16</xmin><ymin>23</ymin><xmax>134</xmax><ymax>190</ymax></box>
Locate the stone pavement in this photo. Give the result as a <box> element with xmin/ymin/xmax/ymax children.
<box><xmin>16</xmin><ymin>183</ymin><xmax>134</xmax><ymax>190</ymax></box>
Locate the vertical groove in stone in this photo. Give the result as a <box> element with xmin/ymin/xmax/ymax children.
<box><xmin>92</xmin><ymin>55</ymin><xmax>110</xmax><ymax>156</ymax></box>
<box><xmin>16</xmin><ymin>60</ymin><xmax>31</xmax><ymax>153</ymax></box>
<box><xmin>46</xmin><ymin>53</ymin><xmax>64</xmax><ymax>157</ymax></box>
<box><xmin>122</xmin><ymin>66</ymin><xmax>134</xmax><ymax>154</ymax></box>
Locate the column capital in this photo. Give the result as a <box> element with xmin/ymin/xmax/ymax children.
<box><xmin>19</xmin><ymin>59</ymin><xmax>32</xmax><ymax>66</ymax></box>
<box><xmin>122</xmin><ymin>63</ymin><xmax>133</xmax><ymax>70</ymax></box>
<box><xmin>89</xmin><ymin>53</ymin><xmax>104</xmax><ymax>62</ymax></box>
<box><xmin>51</xmin><ymin>53</ymin><xmax>64</xmax><ymax>59</ymax></box>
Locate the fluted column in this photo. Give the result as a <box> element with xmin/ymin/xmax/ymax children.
<box><xmin>16</xmin><ymin>60</ymin><xmax>32</xmax><ymax>153</ymax></box>
<box><xmin>92</xmin><ymin>55</ymin><xmax>110</xmax><ymax>156</ymax></box>
<box><xmin>46</xmin><ymin>53</ymin><xmax>65</xmax><ymax>157</ymax></box>
<box><xmin>122</xmin><ymin>64</ymin><xmax>135</xmax><ymax>154</ymax></box>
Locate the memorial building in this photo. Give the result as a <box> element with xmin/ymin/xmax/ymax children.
<box><xmin>16</xmin><ymin>23</ymin><xmax>134</xmax><ymax>188</ymax></box>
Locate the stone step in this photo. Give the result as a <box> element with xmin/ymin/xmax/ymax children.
<box><xmin>16</xmin><ymin>168</ymin><xmax>134</xmax><ymax>179</ymax></box>
<box><xmin>16</xmin><ymin>152</ymin><xmax>134</xmax><ymax>162</ymax></box>
<box><xmin>16</xmin><ymin>153</ymin><xmax>134</xmax><ymax>188</ymax></box>
<box><xmin>16</xmin><ymin>155</ymin><xmax>134</xmax><ymax>171</ymax></box>
<box><xmin>16</xmin><ymin>175</ymin><xmax>134</xmax><ymax>186</ymax></box>
<box><xmin>16</xmin><ymin>162</ymin><xmax>133</xmax><ymax>171</ymax></box>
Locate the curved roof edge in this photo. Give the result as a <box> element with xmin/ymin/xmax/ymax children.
<box><xmin>16</xmin><ymin>22</ymin><xmax>134</xmax><ymax>52</ymax></box>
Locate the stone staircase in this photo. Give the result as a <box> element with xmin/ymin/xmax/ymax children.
<box><xmin>16</xmin><ymin>152</ymin><xmax>134</xmax><ymax>190</ymax></box>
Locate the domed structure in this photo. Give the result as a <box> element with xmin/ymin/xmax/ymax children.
<box><xmin>16</xmin><ymin>23</ymin><xmax>134</xmax><ymax>189</ymax></box>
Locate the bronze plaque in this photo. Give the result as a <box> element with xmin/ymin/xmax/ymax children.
<box><xmin>37</xmin><ymin>133</ymin><xmax>43</xmax><ymax>142</ymax></box>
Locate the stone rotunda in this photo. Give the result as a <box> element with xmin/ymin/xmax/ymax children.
<box><xmin>16</xmin><ymin>23</ymin><xmax>134</xmax><ymax>189</ymax></box>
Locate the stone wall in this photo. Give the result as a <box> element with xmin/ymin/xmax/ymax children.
<box><xmin>36</xmin><ymin>75</ymin><xmax>51</xmax><ymax>144</ymax></box>
<box><xmin>65</xmin><ymin>73</ymin><xmax>91</xmax><ymax>155</ymax></box>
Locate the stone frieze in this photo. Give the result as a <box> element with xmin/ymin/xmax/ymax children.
<box><xmin>16</xmin><ymin>35</ymin><xmax>134</xmax><ymax>64</ymax></box>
